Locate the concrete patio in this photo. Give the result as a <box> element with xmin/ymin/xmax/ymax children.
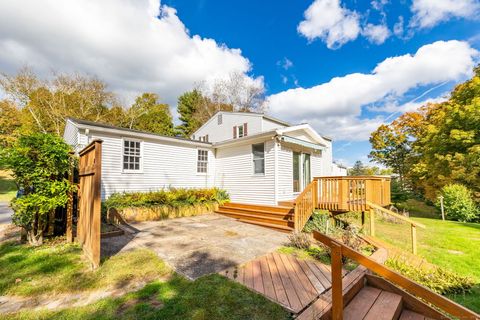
<box><xmin>104</xmin><ymin>213</ymin><xmax>289</xmax><ymax>279</ymax></box>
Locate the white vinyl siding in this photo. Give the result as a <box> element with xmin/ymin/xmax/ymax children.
<box><xmin>63</xmin><ymin>121</ymin><xmax>80</xmax><ymax>152</ymax></box>
<box><xmin>88</xmin><ymin>131</ymin><xmax>214</xmax><ymax>200</ymax></box>
<box><xmin>193</xmin><ymin>113</ymin><xmax>263</xmax><ymax>143</ymax></box>
<box><xmin>277</xmin><ymin>144</ymin><xmax>294</xmax><ymax>201</ymax></box>
<box><xmin>215</xmin><ymin>139</ymin><xmax>275</xmax><ymax>205</ymax></box>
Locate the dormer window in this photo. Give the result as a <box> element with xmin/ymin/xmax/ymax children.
<box><xmin>218</xmin><ymin>114</ymin><xmax>222</xmax><ymax>125</ymax></box>
<box><xmin>233</xmin><ymin>123</ymin><xmax>248</xmax><ymax>139</ymax></box>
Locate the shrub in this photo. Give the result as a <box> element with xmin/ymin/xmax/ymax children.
<box><xmin>104</xmin><ymin>187</ymin><xmax>229</xmax><ymax>210</ymax></box>
<box><xmin>0</xmin><ymin>133</ymin><xmax>75</xmax><ymax>246</ymax></box>
<box><xmin>287</xmin><ymin>232</ymin><xmax>311</xmax><ymax>250</ymax></box>
<box><xmin>386</xmin><ymin>258</ymin><xmax>475</xmax><ymax>295</ymax></box>
<box><xmin>437</xmin><ymin>184</ymin><xmax>478</xmax><ymax>222</ymax></box>
<box><xmin>303</xmin><ymin>211</ymin><xmax>330</xmax><ymax>233</ymax></box>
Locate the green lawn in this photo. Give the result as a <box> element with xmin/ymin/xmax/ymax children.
<box><xmin>339</xmin><ymin>201</ymin><xmax>480</xmax><ymax>313</ymax></box>
<box><xmin>1</xmin><ymin>241</ymin><xmax>290</xmax><ymax>319</ymax></box>
<box><xmin>0</xmin><ymin>170</ymin><xmax>16</xmax><ymax>202</ymax></box>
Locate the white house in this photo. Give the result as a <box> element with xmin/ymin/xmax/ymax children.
<box><xmin>63</xmin><ymin>111</ymin><xmax>346</xmax><ymax>205</ymax></box>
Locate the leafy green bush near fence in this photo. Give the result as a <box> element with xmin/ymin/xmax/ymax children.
<box><xmin>437</xmin><ymin>184</ymin><xmax>478</xmax><ymax>222</ymax></box>
<box><xmin>104</xmin><ymin>187</ymin><xmax>229</xmax><ymax>209</ymax></box>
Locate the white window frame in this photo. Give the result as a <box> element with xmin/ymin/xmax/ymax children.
<box><xmin>237</xmin><ymin>125</ymin><xmax>245</xmax><ymax>138</ymax></box>
<box><xmin>252</xmin><ymin>142</ymin><xmax>265</xmax><ymax>175</ymax></box>
<box><xmin>122</xmin><ymin>138</ymin><xmax>143</xmax><ymax>173</ymax></box>
<box><xmin>196</xmin><ymin>149</ymin><xmax>209</xmax><ymax>175</ymax></box>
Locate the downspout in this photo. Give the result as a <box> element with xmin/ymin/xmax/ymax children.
<box><xmin>273</xmin><ymin>135</ymin><xmax>280</xmax><ymax>205</ymax></box>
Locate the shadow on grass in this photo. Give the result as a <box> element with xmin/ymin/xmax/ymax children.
<box><xmin>8</xmin><ymin>274</ymin><xmax>291</xmax><ymax>320</ymax></box>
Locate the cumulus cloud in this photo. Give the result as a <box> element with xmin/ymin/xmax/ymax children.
<box><xmin>0</xmin><ymin>0</ymin><xmax>258</xmax><ymax>106</ymax></box>
<box><xmin>267</xmin><ymin>40</ymin><xmax>477</xmax><ymax>141</ymax></box>
<box><xmin>362</xmin><ymin>23</ymin><xmax>390</xmax><ymax>44</ymax></box>
<box><xmin>410</xmin><ymin>0</ymin><xmax>480</xmax><ymax>29</ymax></box>
<box><xmin>298</xmin><ymin>0</ymin><xmax>392</xmax><ymax>48</ymax></box>
<box><xmin>297</xmin><ymin>0</ymin><xmax>361</xmax><ymax>49</ymax></box>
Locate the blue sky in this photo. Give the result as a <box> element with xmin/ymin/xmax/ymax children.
<box><xmin>0</xmin><ymin>0</ymin><xmax>479</xmax><ymax>166</ymax></box>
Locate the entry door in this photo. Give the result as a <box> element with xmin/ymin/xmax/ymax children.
<box><xmin>293</xmin><ymin>152</ymin><xmax>311</xmax><ymax>193</ymax></box>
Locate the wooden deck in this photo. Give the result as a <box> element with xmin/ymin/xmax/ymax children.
<box><xmin>220</xmin><ymin>252</ymin><xmax>346</xmax><ymax>314</ymax></box>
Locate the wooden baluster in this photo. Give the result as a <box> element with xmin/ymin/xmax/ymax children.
<box><xmin>370</xmin><ymin>209</ymin><xmax>375</xmax><ymax>237</ymax></box>
<box><xmin>331</xmin><ymin>241</ymin><xmax>343</xmax><ymax>320</ymax></box>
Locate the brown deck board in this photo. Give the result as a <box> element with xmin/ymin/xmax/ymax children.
<box><xmin>243</xmin><ymin>260</ymin><xmax>254</xmax><ymax>288</ymax></box>
<box><xmin>237</xmin><ymin>264</ymin><xmax>245</xmax><ymax>284</ymax></box>
<box><xmin>252</xmin><ymin>259</ymin><xmax>264</xmax><ymax>293</ymax></box>
<box><xmin>297</xmin><ymin>258</ymin><xmax>327</xmax><ymax>293</ymax></box>
<box><xmin>306</xmin><ymin>260</ymin><xmax>332</xmax><ymax>289</ymax></box>
<box><xmin>364</xmin><ymin>290</ymin><xmax>403</xmax><ymax>320</ymax></box>
<box><xmin>266</xmin><ymin>253</ymin><xmax>290</xmax><ymax>308</ymax></box>
<box><xmin>286</xmin><ymin>255</ymin><xmax>319</xmax><ymax>299</ymax></box>
<box><xmin>400</xmin><ymin>310</ymin><xmax>426</xmax><ymax>320</ymax></box>
<box><xmin>259</xmin><ymin>256</ymin><xmax>277</xmax><ymax>301</ymax></box>
<box><xmin>272</xmin><ymin>252</ymin><xmax>303</xmax><ymax>312</ymax></box>
<box><xmin>279</xmin><ymin>253</ymin><xmax>312</xmax><ymax>304</ymax></box>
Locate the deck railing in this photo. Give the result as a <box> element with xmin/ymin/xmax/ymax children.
<box><xmin>293</xmin><ymin>179</ymin><xmax>318</xmax><ymax>232</ymax></box>
<box><xmin>313</xmin><ymin>231</ymin><xmax>480</xmax><ymax>320</ymax></box>
<box><xmin>316</xmin><ymin>176</ymin><xmax>391</xmax><ymax>212</ymax></box>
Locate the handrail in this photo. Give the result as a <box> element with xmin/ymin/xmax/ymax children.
<box><xmin>313</xmin><ymin>231</ymin><xmax>480</xmax><ymax>320</ymax></box>
<box><xmin>366</xmin><ymin>201</ymin><xmax>426</xmax><ymax>228</ymax></box>
<box><xmin>293</xmin><ymin>180</ymin><xmax>318</xmax><ymax>232</ymax></box>
<box><xmin>366</xmin><ymin>200</ymin><xmax>425</xmax><ymax>254</ymax></box>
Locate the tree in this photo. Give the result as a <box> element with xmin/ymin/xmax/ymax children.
<box><xmin>127</xmin><ymin>93</ymin><xmax>174</xmax><ymax>136</ymax></box>
<box><xmin>437</xmin><ymin>184</ymin><xmax>479</xmax><ymax>222</ymax></box>
<box><xmin>348</xmin><ymin>160</ymin><xmax>392</xmax><ymax>176</ymax></box>
<box><xmin>0</xmin><ymin>100</ymin><xmax>23</xmax><ymax>147</ymax></box>
<box><xmin>369</xmin><ymin>66</ymin><xmax>480</xmax><ymax>201</ymax></box>
<box><xmin>176</xmin><ymin>89</ymin><xmax>203</xmax><ymax>137</ymax></box>
<box><xmin>0</xmin><ymin>133</ymin><xmax>75</xmax><ymax>245</ymax></box>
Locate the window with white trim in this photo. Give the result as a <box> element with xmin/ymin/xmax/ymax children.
<box><xmin>218</xmin><ymin>114</ymin><xmax>222</xmax><ymax>125</ymax></box>
<box><xmin>123</xmin><ymin>139</ymin><xmax>141</xmax><ymax>171</ymax></box>
<box><xmin>197</xmin><ymin>149</ymin><xmax>208</xmax><ymax>173</ymax></box>
<box><xmin>252</xmin><ymin>143</ymin><xmax>265</xmax><ymax>174</ymax></box>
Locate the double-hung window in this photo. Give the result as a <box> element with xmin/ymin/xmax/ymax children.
<box><xmin>197</xmin><ymin>149</ymin><xmax>208</xmax><ymax>174</ymax></box>
<box><xmin>123</xmin><ymin>139</ymin><xmax>141</xmax><ymax>171</ymax></box>
<box><xmin>252</xmin><ymin>143</ymin><xmax>265</xmax><ymax>174</ymax></box>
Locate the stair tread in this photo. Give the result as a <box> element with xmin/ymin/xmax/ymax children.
<box><xmin>236</xmin><ymin>218</ymin><xmax>294</xmax><ymax>231</ymax></box>
<box><xmin>216</xmin><ymin>210</ymin><xmax>293</xmax><ymax>222</ymax></box>
<box><xmin>218</xmin><ymin>206</ymin><xmax>293</xmax><ymax>216</ymax></box>
<box><xmin>364</xmin><ymin>290</ymin><xmax>403</xmax><ymax>320</ymax></box>
<box><xmin>222</xmin><ymin>202</ymin><xmax>293</xmax><ymax>210</ymax></box>
<box><xmin>399</xmin><ymin>310</ymin><xmax>429</xmax><ymax>320</ymax></box>
<box><xmin>345</xmin><ymin>286</ymin><xmax>403</xmax><ymax>320</ymax></box>
<box><xmin>344</xmin><ymin>286</ymin><xmax>382</xmax><ymax>320</ymax></box>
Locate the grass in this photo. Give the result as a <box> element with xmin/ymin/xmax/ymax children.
<box><xmin>0</xmin><ymin>170</ymin><xmax>16</xmax><ymax>202</ymax></box>
<box><xmin>338</xmin><ymin>199</ymin><xmax>480</xmax><ymax>313</ymax></box>
<box><xmin>1</xmin><ymin>240</ymin><xmax>290</xmax><ymax>319</ymax></box>
<box><xmin>0</xmin><ymin>241</ymin><xmax>170</xmax><ymax>297</ymax></box>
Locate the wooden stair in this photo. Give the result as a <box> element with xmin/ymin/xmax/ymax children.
<box><xmin>215</xmin><ymin>202</ymin><xmax>294</xmax><ymax>232</ymax></box>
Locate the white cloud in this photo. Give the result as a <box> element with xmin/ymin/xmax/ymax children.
<box><xmin>278</xmin><ymin>57</ymin><xmax>294</xmax><ymax>70</ymax></box>
<box><xmin>410</xmin><ymin>0</ymin><xmax>480</xmax><ymax>29</ymax></box>
<box><xmin>362</xmin><ymin>23</ymin><xmax>390</xmax><ymax>44</ymax></box>
<box><xmin>297</xmin><ymin>0</ymin><xmax>361</xmax><ymax>49</ymax></box>
<box><xmin>371</xmin><ymin>0</ymin><xmax>389</xmax><ymax>12</ymax></box>
<box><xmin>369</xmin><ymin>96</ymin><xmax>448</xmax><ymax>114</ymax></box>
<box><xmin>393</xmin><ymin>16</ymin><xmax>405</xmax><ymax>38</ymax></box>
<box><xmin>267</xmin><ymin>40</ymin><xmax>478</xmax><ymax>141</ymax></box>
<box><xmin>0</xmin><ymin>0</ymin><xmax>258</xmax><ymax>106</ymax></box>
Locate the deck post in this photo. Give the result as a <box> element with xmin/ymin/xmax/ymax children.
<box><xmin>331</xmin><ymin>241</ymin><xmax>343</xmax><ymax>320</ymax></box>
<box><xmin>370</xmin><ymin>209</ymin><xmax>375</xmax><ymax>237</ymax></box>
<box><xmin>411</xmin><ymin>224</ymin><xmax>417</xmax><ymax>255</ymax></box>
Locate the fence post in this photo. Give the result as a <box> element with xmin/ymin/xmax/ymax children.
<box><xmin>331</xmin><ymin>242</ymin><xmax>343</xmax><ymax>320</ymax></box>
<box><xmin>411</xmin><ymin>224</ymin><xmax>417</xmax><ymax>255</ymax></box>
<box><xmin>370</xmin><ymin>209</ymin><xmax>375</xmax><ymax>237</ymax></box>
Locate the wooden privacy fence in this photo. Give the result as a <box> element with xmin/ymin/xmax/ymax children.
<box><xmin>312</xmin><ymin>231</ymin><xmax>480</xmax><ymax>320</ymax></box>
<box><xmin>76</xmin><ymin>140</ymin><xmax>102</xmax><ymax>269</ymax></box>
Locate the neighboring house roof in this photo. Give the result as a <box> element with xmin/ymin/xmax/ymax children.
<box><xmin>192</xmin><ymin>111</ymin><xmax>291</xmax><ymax>136</ymax></box>
<box><xmin>66</xmin><ymin>118</ymin><xmax>212</xmax><ymax>147</ymax></box>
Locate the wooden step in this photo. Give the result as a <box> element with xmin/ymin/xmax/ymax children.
<box><xmin>278</xmin><ymin>200</ymin><xmax>294</xmax><ymax>206</ymax></box>
<box><xmin>236</xmin><ymin>218</ymin><xmax>294</xmax><ymax>233</ymax></box>
<box><xmin>216</xmin><ymin>206</ymin><xmax>294</xmax><ymax>219</ymax></box>
<box><xmin>344</xmin><ymin>286</ymin><xmax>403</xmax><ymax>320</ymax></box>
<box><xmin>399</xmin><ymin>310</ymin><xmax>433</xmax><ymax>320</ymax></box>
<box><xmin>216</xmin><ymin>210</ymin><xmax>294</xmax><ymax>227</ymax></box>
<box><xmin>221</xmin><ymin>202</ymin><xmax>293</xmax><ymax>213</ymax></box>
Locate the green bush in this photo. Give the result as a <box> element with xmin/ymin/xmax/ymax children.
<box><xmin>386</xmin><ymin>258</ymin><xmax>475</xmax><ymax>295</ymax></box>
<box><xmin>303</xmin><ymin>210</ymin><xmax>330</xmax><ymax>233</ymax></box>
<box><xmin>437</xmin><ymin>184</ymin><xmax>478</xmax><ymax>222</ymax></box>
<box><xmin>104</xmin><ymin>187</ymin><xmax>229</xmax><ymax>209</ymax></box>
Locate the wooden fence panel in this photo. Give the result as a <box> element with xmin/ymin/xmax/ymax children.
<box><xmin>77</xmin><ymin>140</ymin><xmax>102</xmax><ymax>269</ymax></box>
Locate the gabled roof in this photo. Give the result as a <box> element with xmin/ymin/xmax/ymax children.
<box><xmin>192</xmin><ymin>111</ymin><xmax>291</xmax><ymax>136</ymax></box>
<box><xmin>66</xmin><ymin>118</ymin><xmax>212</xmax><ymax>147</ymax></box>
